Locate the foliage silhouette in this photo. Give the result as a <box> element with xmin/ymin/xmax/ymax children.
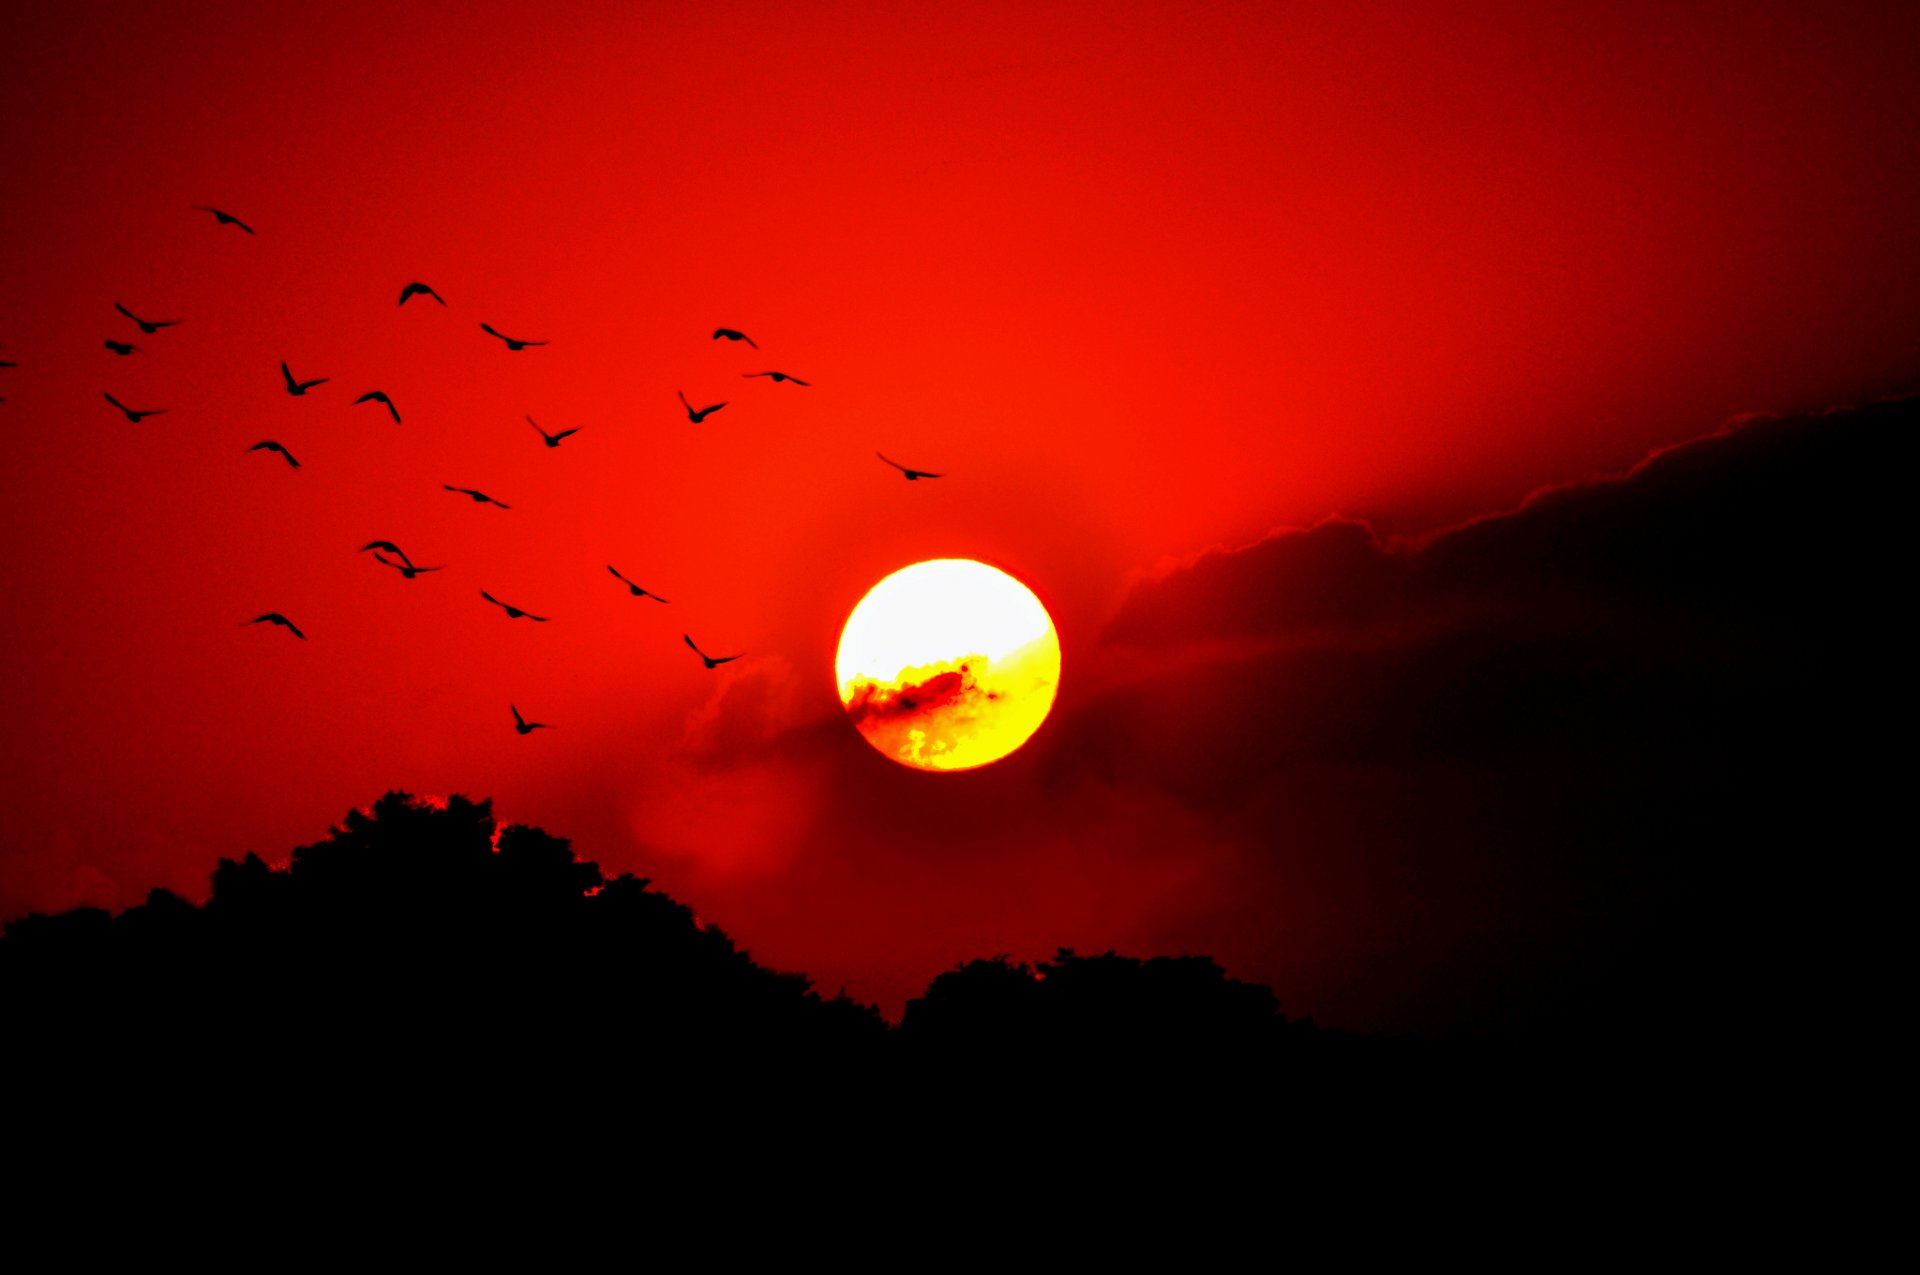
<box><xmin>5</xmin><ymin>793</ymin><xmax>884</xmax><ymax>1099</ymax></box>
<box><xmin>4</xmin><ymin>792</ymin><xmax>1411</xmax><ymax>1126</ymax></box>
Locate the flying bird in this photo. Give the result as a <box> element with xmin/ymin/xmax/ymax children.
<box><xmin>743</xmin><ymin>371</ymin><xmax>809</xmax><ymax>386</ymax></box>
<box><xmin>398</xmin><ymin>281</ymin><xmax>445</xmax><ymax>307</ymax></box>
<box><xmin>246</xmin><ymin>613</ymin><xmax>305</xmax><ymax>639</ymax></box>
<box><xmin>677</xmin><ymin>390</ymin><xmax>727</xmax><ymax>424</ymax></box>
<box><xmin>355</xmin><ymin>390</ymin><xmax>401</xmax><ymax>423</ymax></box>
<box><xmin>360</xmin><ymin>540</ymin><xmax>415</xmax><ymax>566</ymax></box>
<box><xmin>712</xmin><ymin>328</ymin><xmax>757</xmax><ymax>349</ymax></box>
<box><xmin>104</xmin><ymin>392</ymin><xmax>165</xmax><ymax>423</ymax></box>
<box><xmin>511</xmin><ymin>705</ymin><xmax>553</xmax><ymax>735</ymax></box>
<box><xmin>607</xmin><ymin>566</ymin><xmax>667</xmax><ymax>602</ymax></box>
<box><xmin>480</xmin><ymin>323</ymin><xmax>546</xmax><ymax>351</ymax></box>
<box><xmin>481</xmin><ymin>591</ymin><xmax>547</xmax><ymax>622</ymax></box>
<box><xmin>877</xmin><ymin>452</ymin><xmax>943</xmax><ymax>480</ymax></box>
<box><xmin>527</xmin><ymin>416</ymin><xmax>579</xmax><ymax>448</ymax></box>
<box><xmin>248</xmin><ymin>440</ymin><xmax>300</xmax><ymax>469</ymax></box>
<box><xmin>104</xmin><ymin>340</ymin><xmax>141</xmax><ymax>356</ymax></box>
<box><xmin>114</xmin><ymin>303</ymin><xmax>179</xmax><ymax>335</ymax></box>
<box><xmin>443</xmin><ymin>485</ymin><xmax>510</xmax><ymax>509</ymax></box>
<box><xmin>683</xmin><ymin>634</ymin><xmax>740</xmax><ymax>669</ymax></box>
<box><xmin>374</xmin><ymin>553</ymin><xmax>443</xmax><ymax>579</ymax></box>
<box><xmin>281</xmin><ymin>362</ymin><xmax>327</xmax><ymax>396</ymax></box>
<box><xmin>193</xmin><ymin>205</ymin><xmax>255</xmax><ymax>234</ymax></box>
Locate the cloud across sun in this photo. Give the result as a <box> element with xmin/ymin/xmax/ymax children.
<box><xmin>835</xmin><ymin>559</ymin><xmax>1061</xmax><ymax>771</ymax></box>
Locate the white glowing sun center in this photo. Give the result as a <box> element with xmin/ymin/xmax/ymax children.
<box><xmin>835</xmin><ymin>559</ymin><xmax>1061</xmax><ymax>771</ymax></box>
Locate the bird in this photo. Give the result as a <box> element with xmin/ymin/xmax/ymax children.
<box><xmin>398</xmin><ymin>281</ymin><xmax>445</xmax><ymax>306</ymax></box>
<box><xmin>878</xmin><ymin>452</ymin><xmax>943</xmax><ymax>480</ymax></box>
<box><xmin>684</xmin><ymin>634</ymin><xmax>740</xmax><ymax>668</ymax></box>
<box><xmin>443</xmin><ymin>485</ymin><xmax>510</xmax><ymax>509</ymax></box>
<box><xmin>481</xmin><ymin>591</ymin><xmax>547</xmax><ymax>622</ymax></box>
<box><xmin>115</xmin><ymin>303</ymin><xmax>180</xmax><ymax>335</ymax></box>
<box><xmin>355</xmin><ymin>390</ymin><xmax>401</xmax><ymax>423</ymax></box>
<box><xmin>527</xmin><ymin>416</ymin><xmax>579</xmax><ymax>448</ymax></box>
<box><xmin>360</xmin><ymin>540</ymin><xmax>415</xmax><ymax>566</ymax></box>
<box><xmin>511</xmin><ymin>705</ymin><xmax>553</xmax><ymax>735</ymax></box>
<box><xmin>104</xmin><ymin>340</ymin><xmax>141</xmax><ymax>356</ymax></box>
<box><xmin>281</xmin><ymin>362</ymin><xmax>327</xmax><ymax>396</ymax></box>
<box><xmin>246</xmin><ymin>613</ymin><xmax>305</xmax><ymax>639</ymax></box>
<box><xmin>677</xmin><ymin>390</ymin><xmax>727</xmax><ymax>424</ymax></box>
<box><xmin>374</xmin><ymin>553</ymin><xmax>443</xmax><ymax>579</ymax></box>
<box><xmin>607</xmin><ymin>566</ymin><xmax>667</xmax><ymax>602</ymax></box>
<box><xmin>743</xmin><ymin>371</ymin><xmax>809</xmax><ymax>386</ymax></box>
<box><xmin>104</xmin><ymin>392</ymin><xmax>165</xmax><ymax>423</ymax></box>
<box><xmin>193</xmin><ymin>205</ymin><xmax>255</xmax><ymax>234</ymax></box>
<box><xmin>712</xmin><ymin>328</ymin><xmax>757</xmax><ymax>349</ymax></box>
<box><xmin>480</xmin><ymin>322</ymin><xmax>546</xmax><ymax>351</ymax></box>
<box><xmin>248</xmin><ymin>440</ymin><xmax>300</xmax><ymax>469</ymax></box>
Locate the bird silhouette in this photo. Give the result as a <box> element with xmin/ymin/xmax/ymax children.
<box><xmin>443</xmin><ymin>485</ymin><xmax>510</xmax><ymax>509</ymax></box>
<box><xmin>355</xmin><ymin>390</ymin><xmax>401</xmax><ymax>423</ymax></box>
<box><xmin>481</xmin><ymin>591</ymin><xmax>547</xmax><ymax>622</ymax></box>
<box><xmin>511</xmin><ymin>705</ymin><xmax>553</xmax><ymax>735</ymax></box>
<box><xmin>374</xmin><ymin>553</ymin><xmax>443</xmax><ymax>579</ymax></box>
<box><xmin>684</xmin><ymin>634</ymin><xmax>740</xmax><ymax>668</ymax></box>
<box><xmin>743</xmin><ymin>371</ymin><xmax>809</xmax><ymax>386</ymax></box>
<box><xmin>398</xmin><ymin>281</ymin><xmax>445</xmax><ymax>306</ymax></box>
<box><xmin>193</xmin><ymin>205</ymin><xmax>255</xmax><ymax>234</ymax></box>
<box><xmin>281</xmin><ymin>362</ymin><xmax>327</xmax><ymax>396</ymax></box>
<box><xmin>678</xmin><ymin>390</ymin><xmax>727</xmax><ymax>424</ymax></box>
<box><xmin>246</xmin><ymin>613</ymin><xmax>305</xmax><ymax>639</ymax></box>
<box><xmin>480</xmin><ymin>323</ymin><xmax>546</xmax><ymax>351</ymax></box>
<box><xmin>527</xmin><ymin>416</ymin><xmax>579</xmax><ymax>448</ymax></box>
<box><xmin>712</xmin><ymin>328</ymin><xmax>757</xmax><ymax>349</ymax></box>
<box><xmin>104</xmin><ymin>392</ymin><xmax>165</xmax><ymax>423</ymax></box>
<box><xmin>360</xmin><ymin>540</ymin><xmax>415</xmax><ymax>566</ymax></box>
<box><xmin>248</xmin><ymin>440</ymin><xmax>300</xmax><ymax>469</ymax></box>
<box><xmin>878</xmin><ymin>452</ymin><xmax>943</xmax><ymax>480</ymax></box>
<box><xmin>115</xmin><ymin>303</ymin><xmax>179</xmax><ymax>335</ymax></box>
<box><xmin>607</xmin><ymin>566</ymin><xmax>667</xmax><ymax>602</ymax></box>
<box><xmin>104</xmin><ymin>340</ymin><xmax>141</xmax><ymax>356</ymax></box>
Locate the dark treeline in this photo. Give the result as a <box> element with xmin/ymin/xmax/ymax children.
<box><xmin>4</xmin><ymin>792</ymin><xmax>1403</xmax><ymax>1122</ymax></box>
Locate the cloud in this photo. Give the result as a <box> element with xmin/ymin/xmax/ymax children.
<box><xmin>1104</xmin><ymin>517</ymin><xmax>1412</xmax><ymax>649</ymax></box>
<box><xmin>1111</xmin><ymin>401</ymin><xmax>1905</xmax><ymax>653</ymax></box>
<box><xmin>680</xmin><ymin>655</ymin><xmax>820</xmax><ymax>767</ymax></box>
<box><xmin>843</xmin><ymin>657</ymin><xmax>995</xmax><ymax>729</ymax></box>
<box><xmin>1045</xmin><ymin>397</ymin><xmax>1911</xmax><ymax>1037</ymax></box>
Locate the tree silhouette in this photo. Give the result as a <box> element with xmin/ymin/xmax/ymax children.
<box><xmin>3</xmin><ymin>791</ymin><xmax>1407</xmax><ymax>1133</ymax></box>
<box><xmin>3</xmin><ymin>793</ymin><xmax>890</xmax><ymax>1106</ymax></box>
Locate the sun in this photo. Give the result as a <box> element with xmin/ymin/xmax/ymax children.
<box><xmin>835</xmin><ymin>559</ymin><xmax>1062</xmax><ymax>771</ymax></box>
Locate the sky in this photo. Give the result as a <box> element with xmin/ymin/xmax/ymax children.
<box><xmin>2</xmin><ymin>0</ymin><xmax>1916</xmax><ymax>1033</ymax></box>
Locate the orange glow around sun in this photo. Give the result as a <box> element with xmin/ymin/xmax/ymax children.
<box><xmin>835</xmin><ymin>560</ymin><xmax>1062</xmax><ymax>771</ymax></box>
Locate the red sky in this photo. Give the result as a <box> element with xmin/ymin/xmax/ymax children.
<box><xmin>3</xmin><ymin>0</ymin><xmax>1917</xmax><ymax>1029</ymax></box>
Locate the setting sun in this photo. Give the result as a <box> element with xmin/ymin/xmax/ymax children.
<box><xmin>836</xmin><ymin>560</ymin><xmax>1062</xmax><ymax>771</ymax></box>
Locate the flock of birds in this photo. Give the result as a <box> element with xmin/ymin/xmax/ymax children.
<box><xmin>3</xmin><ymin>205</ymin><xmax>951</xmax><ymax>736</ymax></box>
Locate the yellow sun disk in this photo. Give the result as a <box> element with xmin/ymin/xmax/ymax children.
<box><xmin>836</xmin><ymin>560</ymin><xmax>1061</xmax><ymax>771</ymax></box>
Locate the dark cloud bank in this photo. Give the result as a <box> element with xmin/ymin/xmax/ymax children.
<box><xmin>1066</xmin><ymin>397</ymin><xmax>1907</xmax><ymax>1048</ymax></box>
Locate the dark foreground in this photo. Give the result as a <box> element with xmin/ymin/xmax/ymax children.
<box><xmin>6</xmin><ymin>791</ymin><xmax>1759</xmax><ymax>1136</ymax></box>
